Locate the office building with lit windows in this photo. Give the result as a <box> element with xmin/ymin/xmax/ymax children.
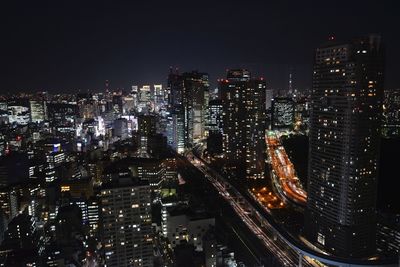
<box><xmin>139</xmin><ymin>85</ymin><xmax>151</xmax><ymax>104</ymax></box>
<box><xmin>306</xmin><ymin>35</ymin><xmax>385</xmax><ymax>258</ymax></box>
<box><xmin>167</xmin><ymin>70</ymin><xmax>209</xmax><ymax>149</ymax></box>
<box><xmin>165</xmin><ymin>205</ymin><xmax>215</xmax><ymax>251</ymax></box>
<box><xmin>271</xmin><ymin>97</ymin><xmax>295</xmax><ymax>130</ymax></box>
<box><xmin>220</xmin><ymin>69</ymin><xmax>266</xmax><ymax>179</ymax></box>
<box><xmin>137</xmin><ymin>114</ymin><xmax>157</xmax><ymax>157</ymax></box>
<box><xmin>100</xmin><ymin>177</ymin><xmax>153</xmax><ymax>267</ymax></box>
<box><xmin>207</xmin><ymin>99</ymin><xmax>223</xmax><ymax>155</ymax></box>
<box><xmin>154</xmin><ymin>84</ymin><xmax>164</xmax><ymax>107</ymax></box>
<box><xmin>45</xmin><ymin>151</ymin><xmax>65</xmax><ymax>183</ymax></box>
<box><xmin>167</xmin><ymin>107</ymin><xmax>185</xmax><ymax>154</ymax></box>
<box><xmin>208</xmin><ymin>99</ymin><xmax>223</xmax><ymax>134</ymax></box>
<box><xmin>7</xmin><ymin>99</ymin><xmax>30</xmax><ymax>125</ymax></box>
<box><xmin>30</xmin><ymin>100</ymin><xmax>46</xmax><ymax>123</ymax></box>
<box><xmin>181</xmin><ymin>71</ymin><xmax>209</xmax><ymax>146</ymax></box>
<box><xmin>87</xmin><ymin>197</ymin><xmax>99</xmax><ymax>235</ymax></box>
<box><xmin>167</xmin><ymin>69</ymin><xmax>184</xmax><ymax>108</ymax></box>
<box><xmin>382</xmin><ymin>89</ymin><xmax>400</xmax><ymax>138</ymax></box>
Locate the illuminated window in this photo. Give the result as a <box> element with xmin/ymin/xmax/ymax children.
<box><xmin>61</xmin><ymin>186</ymin><xmax>70</xmax><ymax>192</ymax></box>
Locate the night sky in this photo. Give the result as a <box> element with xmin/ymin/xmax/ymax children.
<box><xmin>1</xmin><ymin>1</ymin><xmax>398</xmax><ymax>93</ymax></box>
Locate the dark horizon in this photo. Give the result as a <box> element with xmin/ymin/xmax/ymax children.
<box><xmin>1</xmin><ymin>0</ymin><xmax>399</xmax><ymax>93</ymax></box>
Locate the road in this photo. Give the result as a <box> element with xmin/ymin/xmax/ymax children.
<box><xmin>186</xmin><ymin>152</ymin><xmax>316</xmax><ymax>267</ymax></box>
<box><xmin>177</xmin><ymin>154</ymin><xmax>276</xmax><ymax>266</ymax></box>
<box><xmin>265</xmin><ymin>131</ymin><xmax>307</xmax><ymax>205</ymax></box>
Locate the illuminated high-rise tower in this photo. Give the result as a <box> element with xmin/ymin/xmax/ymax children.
<box><xmin>181</xmin><ymin>71</ymin><xmax>209</xmax><ymax>144</ymax></box>
<box><xmin>100</xmin><ymin>177</ymin><xmax>153</xmax><ymax>267</ymax></box>
<box><xmin>167</xmin><ymin>69</ymin><xmax>209</xmax><ymax>150</ymax></box>
<box><xmin>220</xmin><ymin>69</ymin><xmax>266</xmax><ymax>179</ymax></box>
<box><xmin>306</xmin><ymin>35</ymin><xmax>385</xmax><ymax>258</ymax></box>
<box><xmin>167</xmin><ymin>68</ymin><xmax>183</xmax><ymax>108</ymax></box>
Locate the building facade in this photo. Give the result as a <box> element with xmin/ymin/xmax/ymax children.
<box><xmin>306</xmin><ymin>35</ymin><xmax>385</xmax><ymax>258</ymax></box>
<box><xmin>30</xmin><ymin>100</ymin><xmax>47</xmax><ymax>123</ymax></box>
<box><xmin>220</xmin><ymin>69</ymin><xmax>266</xmax><ymax>179</ymax></box>
<box><xmin>271</xmin><ymin>97</ymin><xmax>295</xmax><ymax>130</ymax></box>
<box><xmin>167</xmin><ymin>70</ymin><xmax>209</xmax><ymax>151</ymax></box>
<box><xmin>208</xmin><ymin>99</ymin><xmax>223</xmax><ymax>134</ymax></box>
<box><xmin>100</xmin><ymin>178</ymin><xmax>153</xmax><ymax>267</ymax></box>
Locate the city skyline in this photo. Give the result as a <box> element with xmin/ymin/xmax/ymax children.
<box><xmin>1</xmin><ymin>1</ymin><xmax>400</xmax><ymax>92</ymax></box>
<box><xmin>0</xmin><ymin>35</ymin><xmax>398</xmax><ymax>266</ymax></box>
<box><xmin>1</xmin><ymin>2</ymin><xmax>399</xmax><ymax>266</ymax></box>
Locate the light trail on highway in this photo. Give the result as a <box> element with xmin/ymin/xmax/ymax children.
<box><xmin>187</xmin><ymin>152</ymin><xmax>316</xmax><ymax>267</ymax></box>
<box><xmin>266</xmin><ymin>132</ymin><xmax>307</xmax><ymax>205</ymax></box>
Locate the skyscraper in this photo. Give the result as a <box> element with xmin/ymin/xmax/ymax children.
<box><xmin>137</xmin><ymin>114</ymin><xmax>157</xmax><ymax>157</ymax></box>
<box><xmin>220</xmin><ymin>69</ymin><xmax>266</xmax><ymax>179</ymax></box>
<box><xmin>181</xmin><ymin>71</ymin><xmax>209</xmax><ymax>146</ymax></box>
<box><xmin>167</xmin><ymin>69</ymin><xmax>184</xmax><ymax>108</ymax></box>
<box><xmin>167</xmin><ymin>107</ymin><xmax>185</xmax><ymax>154</ymax></box>
<box><xmin>167</xmin><ymin>70</ymin><xmax>209</xmax><ymax>150</ymax></box>
<box><xmin>208</xmin><ymin>99</ymin><xmax>223</xmax><ymax>134</ymax></box>
<box><xmin>100</xmin><ymin>177</ymin><xmax>153</xmax><ymax>267</ymax></box>
<box><xmin>306</xmin><ymin>35</ymin><xmax>385</xmax><ymax>258</ymax></box>
<box><xmin>207</xmin><ymin>99</ymin><xmax>224</xmax><ymax>155</ymax></box>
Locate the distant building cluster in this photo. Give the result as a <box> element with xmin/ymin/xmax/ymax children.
<box><xmin>0</xmin><ymin>75</ymin><xmax>247</xmax><ymax>266</ymax></box>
